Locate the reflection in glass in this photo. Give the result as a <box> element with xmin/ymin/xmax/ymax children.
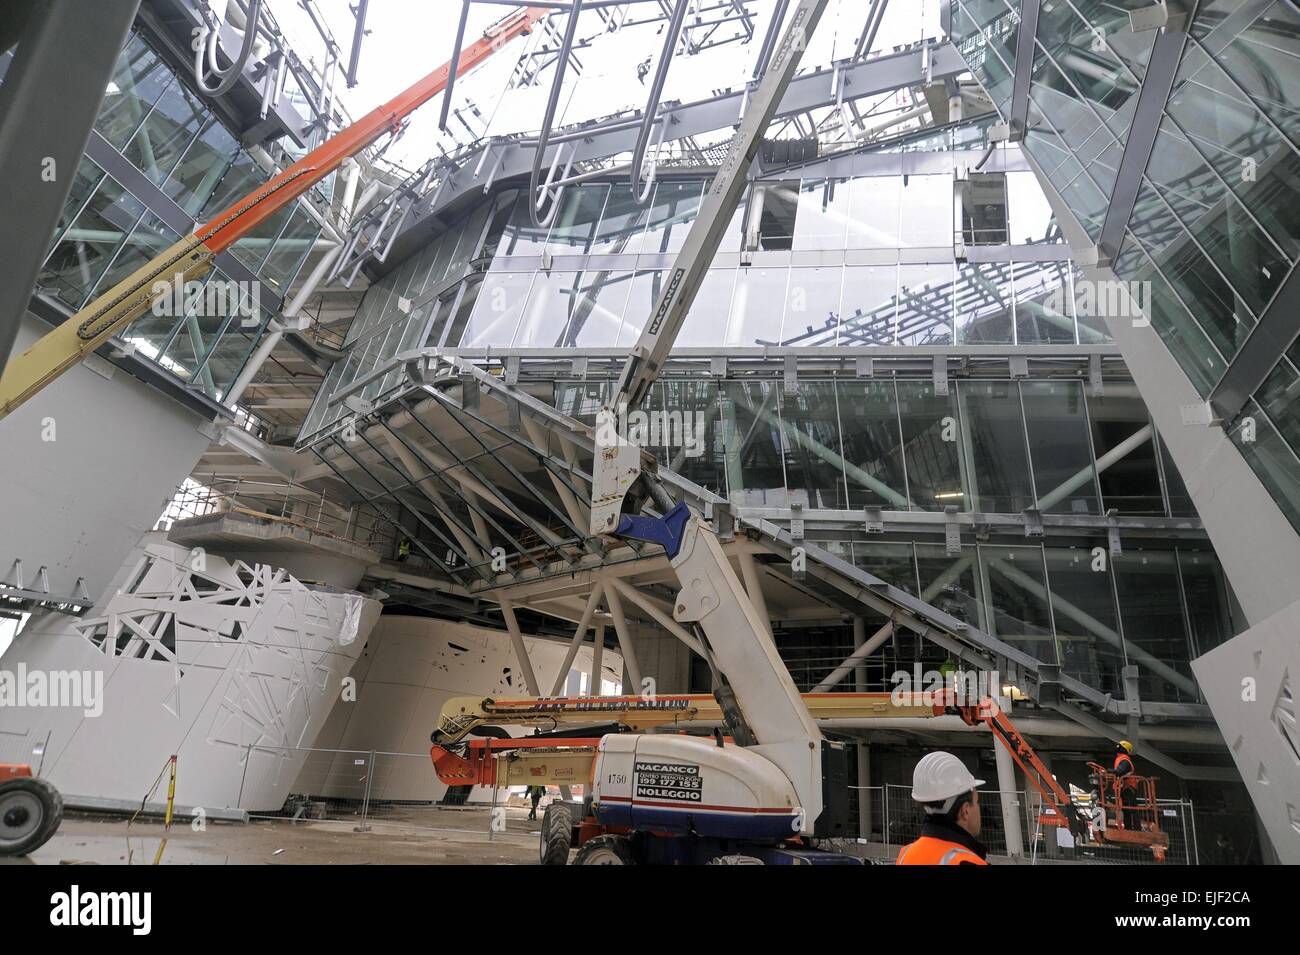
<box><xmin>959</xmin><ymin>381</ymin><xmax>1034</xmax><ymax>513</ymax></box>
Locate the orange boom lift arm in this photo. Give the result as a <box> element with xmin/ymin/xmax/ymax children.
<box><xmin>0</xmin><ymin>5</ymin><xmax>549</xmax><ymax>418</ymax></box>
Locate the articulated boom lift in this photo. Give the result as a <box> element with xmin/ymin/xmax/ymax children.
<box><xmin>557</xmin><ymin>0</ymin><xmax>843</xmax><ymax>865</ymax></box>
<box><xmin>0</xmin><ymin>6</ymin><xmax>549</xmax><ymax>418</ymax></box>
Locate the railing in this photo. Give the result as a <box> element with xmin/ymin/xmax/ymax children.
<box><xmin>878</xmin><ymin>783</ymin><xmax>1200</xmax><ymax>864</ymax></box>
<box><xmin>159</xmin><ymin>478</ymin><xmax>397</xmax><ymax>557</ymax></box>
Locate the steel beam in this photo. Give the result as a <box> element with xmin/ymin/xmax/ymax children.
<box><xmin>1095</xmin><ymin>18</ymin><xmax>1189</xmax><ymax>264</ymax></box>
<box><xmin>1209</xmin><ymin>260</ymin><xmax>1300</xmax><ymax>421</ymax></box>
<box><xmin>1006</xmin><ymin>0</ymin><xmax>1040</xmax><ymax>140</ymax></box>
<box><xmin>612</xmin><ymin>0</ymin><xmax>832</xmax><ymax>411</ymax></box>
<box><xmin>0</xmin><ymin>0</ymin><xmax>140</xmax><ymax>374</ymax></box>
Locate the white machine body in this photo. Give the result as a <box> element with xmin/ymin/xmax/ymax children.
<box><xmin>591</xmin><ymin>734</ymin><xmax>802</xmax><ymax>841</ymax></box>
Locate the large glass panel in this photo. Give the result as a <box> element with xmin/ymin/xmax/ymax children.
<box><xmin>897</xmin><ymin>380</ymin><xmax>965</xmax><ymax>511</ymax></box>
<box><xmin>229</xmin><ymin>201</ymin><xmax>293</xmax><ymax>273</ymax></box>
<box><xmin>39</xmin><ymin>176</ymin><xmax>145</xmax><ymax>307</ymax></box>
<box><xmin>917</xmin><ymin>543</ymin><xmax>984</xmax><ymax>630</ymax></box>
<box><xmin>546</xmin><ymin>184</ymin><xmax>609</xmax><ymax>255</ymax></box>
<box><xmin>496</xmin><ymin>191</ymin><xmax>552</xmax><ymax>256</ymax></box>
<box><xmin>1022</xmin><ymin>380</ymin><xmax>1100</xmax><ymax>515</ymax></box>
<box><xmin>1111</xmin><ymin>236</ymin><xmax>1227</xmax><ymax>396</ymax></box>
<box><xmin>838</xmin><ymin>380</ymin><xmax>909</xmax><ymax>509</ymax></box>
<box><xmin>792</xmin><ymin>177</ymin><xmax>851</xmax><ymax>250</ymax></box>
<box><xmin>1044</xmin><ymin>545</ymin><xmax>1126</xmax><ymax>700</ymax></box>
<box><xmin>662</xmin><ymin>379</ymin><xmax>724</xmax><ymax>490</ymax></box>
<box><xmin>1178</xmin><ymin>547</ymin><xmax>1237</xmax><ymax>657</ymax></box>
<box><xmin>778</xmin><ymin>383</ymin><xmax>846</xmax><ymax>509</ymax></box>
<box><xmin>458</xmin><ymin>272</ymin><xmax>532</xmax><ymax>347</ymax></box>
<box><xmin>748</xmin><ymin>180</ymin><xmax>799</xmax><ymax>251</ymax></box>
<box><xmin>1128</xmin><ymin>179</ymin><xmax>1255</xmax><ymax>363</ymax></box>
<box><xmin>635</xmin><ymin>180</ymin><xmax>705</xmax><ymax>255</ymax></box>
<box><xmin>162</xmin><ymin>118</ymin><xmax>239</xmax><ymax>216</ymax></box>
<box><xmin>122</xmin><ymin>74</ymin><xmax>208</xmax><ymax>186</ymax></box>
<box><xmin>616</xmin><ymin>269</ymin><xmax>664</xmax><ymax>345</ymax></box>
<box><xmin>515</xmin><ymin>270</ymin><xmax>583</xmax><ymax>347</ymax></box>
<box><xmin>259</xmin><ymin>206</ymin><xmax>319</xmax><ymax>297</ymax></box>
<box><xmin>839</xmin><ymin>265</ymin><xmax>897</xmax><ymax>345</ymax></box>
<box><xmin>204</xmin><ymin>307</ymin><xmax>271</xmax><ymax>401</ymax></box>
<box><xmin>853</xmin><ymin>541</ymin><xmax>919</xmax><ymax>595</ymax></box>
<box><xmin>560</xmin><ymin>270</ymin><xmax>634</xmax><ymax>347</ymax></box>
<box><xmin>846</xmin><ymin>175</ymin><xmax>900</xmax><ymax>248</ymax></box>
<box><xmin>718</xmin><ymin>381</ymin><xmax>787</xmax><ymax>506</ymax></box>
<box><xmin>1197</xmin><ymin>1</ymin><xmax>1300</xmax><ymax>160</ymax></box>
<box><xmin>1145</xmin><ymin>114</ymin><xmax>1287</xmax><ymax>318</ymax></box>
<box><xmin>1006</xmin><ymin>169</ymin><xmax>1058</xmax><ymax>245</ymax></box>
<box><xmin>899</xmin><ymin>174</ymin><xmax>954</xmax><ymax>247</ymax></box>
<box><xmin>443</xmin><ymin>202</ymin><xmax>491</xmax><ymax>279</ymax></box>
<box><xmin>959</xmin><ymin>381</ymin><xmax>1034</xmax><ymax>513</ymax></box>
<box><xmin>781</xmin><ymin>266</ymin><xmax>843</xmax><ymax>346</ymax></box>
<box><xmin>197</xmin><ymin>150</ymin><xmax>266</xmax><ymax>224</ymax></box>
<box><xmin>726</xmin><ymin>266</ymin><xmax>788</xmax><ymax>346</ymax></box>
<box><xmin>95</xmin><ymin>35</ymin><xmax>172</xmax><ymax>149</ymax></box>
<box><xmin>1112</xmin><ymin>548</ymin><xmax>1198</xmax><ymax>703</ymax></box>
<box><xmin>1229</xmin><ymin>399</ymin><xmax>1300</xmax><ymax>535</ymax></box>
<box><xmin>588</xmin><ymin>183</ymin><xmax>652</xmax><ymax>255</ymax></box>
<box><xmin>981</xmin><ymin>544</ymin><xmax>1058</xmax><ymax>665</ymax></box>
<box><xmin>90</xmin><ymin>210</ymin><xmax>180</xmax><ymax>300</ymax></box>
<box><xmin>159</xmin><ymin>271</ymin><xmax>238</xmax><ymax>393</ymax></box>
<box><xmin>955</xmin><ymin>261</ymin><xmax>1014</xmax><ymax>344</ymax></box>
<box><xmin>1086</xmin><ymin>386</ymin><xmax>1163</xmax><ymax>515</ymax></box>
<box><xmin>1013</xmin><ymin>260</ymin><xmax>1076</xmax><ymax>343</ymax></box>
<box><xmin>674</xmin><ymin>268</ymin><xmax>736</xmax><ymax>346</ymax></box>
<box><xmin>49</xmin><ymin>157</ymin><xmax>106</xmax><ymax>248</ymax></box>
<box><xmin>896</xmin><ymin>263</ymin><xmax>954</xmax><ymax>345</ymax></box>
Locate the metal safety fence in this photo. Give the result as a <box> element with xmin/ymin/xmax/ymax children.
<box><xmin>877</xmin><ymin>783</ymin><xmax>1199</xmax><ymax>864</ymax></box>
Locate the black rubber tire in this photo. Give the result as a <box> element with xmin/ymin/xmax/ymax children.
<box><xmin>539</xmin><ymin>801</ymin><xmax>573</xmax><ymax>865</ymax></box>
<box><xmin>0</xmin><ymin>776</ymin><xmax>63</xmax><ymax>857</ymax></box>
<box><xmin>572</xmin><ymin>833</ymin><xmax>635</xmax><ymax>865</ymax></box>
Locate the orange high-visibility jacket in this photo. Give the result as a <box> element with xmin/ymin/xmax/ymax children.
<box><xmin>896</xmin><ymin>835</ymin><xmax>989</xmax><ymax>866</ymax></box>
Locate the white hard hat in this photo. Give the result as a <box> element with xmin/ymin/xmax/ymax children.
<box><xmin>911</xmin><ymin>751</ymin><xmax>985</xmax><ymax>812</ymax></box>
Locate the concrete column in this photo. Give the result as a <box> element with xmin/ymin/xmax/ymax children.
<box><xmin>852</xmin><ymin>615</ymin><xmax>867</xmax><ymax>692</ymax></box>
<box><xmin>994</xmin><ymin>728</ymin><xmax>1025</xmax><ymax>858</ymax></box>
<box><xmin>590</xmin><ymin>622</ymin><xmax>604</xmax><ymax>696</ymax></box>
<box><xmin>857</xmin><ymin>741</ymin><xmax>872</xmax><ymax>840</ymax></box>
<box><xmin>498</xmin><ymin>595</ymin><xmax>540</xmax><ymax>695</ymax></box>
<box><xmin>604</xmin><ymin>585</ymin><xmax>643</xmax><ymax>690</ymax></box>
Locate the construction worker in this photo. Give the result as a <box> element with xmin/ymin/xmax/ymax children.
<box><xmin>525</xmin><ymin>784</ymin><xmax>545</xmax><ymax>820</ymax></box>
<box><xmin>896</xmin><ymin>751</ymin><xmax>989</xmax><ymax>865</ymax></box>
<box><xmin>1112</xmin><ymin>740</ymin><xmax>1139</xmax><ymax>830</ymax></box>
<box><xmin>1113</xmin><ymin>740</ymin><xmax>1136</xmax><ymax>777</ymax></box>
<box><xmin>397</xmin><ymin>537</ymin><xmax>412</xmax><ymax>562</ymax></box>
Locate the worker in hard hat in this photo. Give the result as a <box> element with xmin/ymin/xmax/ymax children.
<box><xmin>1112</xmin><ymin>741</ymin><xmax>1139</xmax><ymax>831</ymax></box>
<box><xmin>1113</xmin><ymin>740</ymin><xmax>1135</xmax><ymax>777</ymax></box>
<box><xmin>896</xmin><ymin>751</ymin><xmax>989</xmax><ymax>865</ymax></box>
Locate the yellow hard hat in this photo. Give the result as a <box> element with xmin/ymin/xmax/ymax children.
<box><xmin>1118</xmin><ymin>740</ymin><xmax>1134</xmax><ymax>754</ymax></box>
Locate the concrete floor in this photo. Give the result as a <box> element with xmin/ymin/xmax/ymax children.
<box><xmin>4</xmin><ymin>805</ymin><xmax>545</xmax><ymax>865</ymax></box>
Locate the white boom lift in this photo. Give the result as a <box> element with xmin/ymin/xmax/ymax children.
<box><xmin>568</xmin><ymin>0</ymin><xmax>844</xmax><ymax>864</ymax></box>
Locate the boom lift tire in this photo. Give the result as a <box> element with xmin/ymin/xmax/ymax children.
<box><xmin>572</xmin><ymin>833</ymin><xmax>635</xmax><ymax>865</ymax></box>
<box><xmin>539</xmin><ymin>801</ymin><xmax>573</xmax><ymax>865</ymax></box>
<box><xmin>0</xmin><ymin>776</ymin><xmax>63</xmax><ymax>856</ymax></box>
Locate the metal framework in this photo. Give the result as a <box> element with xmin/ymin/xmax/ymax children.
<box><xmin>0</xmin><ymin>0</ymin><xmax>140</xmax><ymax>375</ymax></box>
